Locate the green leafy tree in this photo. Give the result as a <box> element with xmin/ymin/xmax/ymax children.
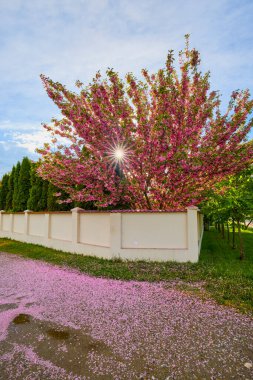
<box><xmin>6</xmin><ymin>166</ymin><xmax>16</xmax><ymax>211</ymax></box>
<box><xmin>202</xmin><ymin>168</ymin><xmax>253</xmax><ymax>260</ymax></box>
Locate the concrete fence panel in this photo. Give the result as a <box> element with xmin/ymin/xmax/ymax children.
<box><xmin>79</xmin><ymin>213</ymin><xmax>110</xmax><ymax>247</ymax></box>
<box><xmin>121</xmin><ymin>212</ymin><xmax>187</xmax><ymax>249</ymax></box>
<box><xmin>29</xmin><ymin>214</ymin><xmax>45</xmax><ymax>237</ymax></box>
<box><xmin>2</xmin><ymin>214</ymin><xmax>11</xmax><ymax>232</ymax></box>
<box><xmin>50</xmin><ymin>213</ymin><xmax>72</xmax><ymax>241</ymax></box>
<box><xmin>13</xmin><ymin>214</ymin><xmax>25</xmax><ymax>234</ymax></box>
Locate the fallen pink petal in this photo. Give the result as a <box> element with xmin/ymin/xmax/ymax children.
<box><xmin>0</xmin><ymin>252</ymin><xmax>252</xmax><ymax>379</ymax></box>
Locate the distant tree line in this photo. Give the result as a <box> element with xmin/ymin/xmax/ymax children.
<box><xmin>0</xmin><ymin>157</ymin><xmax>75</xmax><ymax>212</ymax></box>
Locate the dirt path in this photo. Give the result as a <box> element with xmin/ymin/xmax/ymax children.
<box><xmin>0</xmin><ymin>252</ymin><xmax>252</xmax><ymax>380</ymax></box>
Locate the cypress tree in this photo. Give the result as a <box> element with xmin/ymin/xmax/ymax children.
<box><xmin>27</xmin><ymin>164</ymin><xmax>44</xmax><ymax>211</ymax></box>
<box><xmin>47</xmin><ymin>182</ymin><xmax>73</xmax><ymax>211</ymax></box>
<box><xmin>27</xmin><ymin>164</ymin><xmax>36</xmax><ymax>210</ymax></box>
<box><xmin>17</xmin><ymin>157</ymin><xmax>31</xmax><ymax>211</ymax></box>
<box><xmin>12</xmin><ymin>162</ymin><xmax>21</xmax><ymax>211</ymax></box>
<box><xmin>0</xmin><ymin>174</ymin><xmax>9</xmax><ymax>210</ymax></box>
<box><xmin>40</xmin><ymin>180</ymin><xmax>48</xmax><ymax>210</ymax></box>
<box><xmin>47</xmin><ymin>182</ymin><xmax>60</xmax><ymax>211</ymax></box>
<box><xmin>6</xmin><ymin>166</ymin><xmax>16</xmax><ymax>211</ymax></box>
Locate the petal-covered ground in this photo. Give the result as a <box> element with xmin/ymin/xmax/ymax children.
<box><xmin>0</xmin><ymin>252</ymin><xmax>252</xmax><ymax>380</ymax></box>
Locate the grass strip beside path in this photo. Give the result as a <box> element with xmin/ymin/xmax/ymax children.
<box><xmin>0</xmin><ymin>227</ymin><xmax>252</xmax><ymax>315</ymax></box>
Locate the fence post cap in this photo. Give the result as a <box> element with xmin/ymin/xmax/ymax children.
<box><xmin>71</xmin><ymin>207</ymin><xmax>84</xmax><ymax>213</ymax></box>
<box><xmin>186</xmin><ymin>206</ymin><xmax>200</xmax><ymax>211</ymax></box>
<box><xmin>24</xmin><ymin>210</ymin><xmax>32</xmax><ymax>213</ymax></box>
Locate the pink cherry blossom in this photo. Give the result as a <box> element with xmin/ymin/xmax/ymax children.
<box><xmin>37</xmin><ymin>37</ymin><xmax>253</xmax><ymax>210</ymax></box>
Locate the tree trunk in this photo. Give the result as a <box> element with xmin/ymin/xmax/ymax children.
<box><xmin>218</xmin><ymin>222</ymin><xmax>221</xmax><ymax>233</ymax></box>
<box><xmin>232</xmin><ymin>218</ymin><xmax>236</xmax><ymax>249</ymax></box>
<box><xmin>227</xmin><ymin>222</ymin><xmax>230</xmax><ymax>243</ymax></box>
<box><xmin>245</xmin><ymin>219</ymin><xmax>253</xmax><ymax>229</ymax></box>
<box><xmin>237</xmin><ymin>220</ymin><xmax>244</xmax><ymax>260</ymax></box>
<box><xmin>221</xmin><ymin>223</ymin><xmax>225</xmax><ymax>239</ymax></box>
<box><xmin>204</xmin><ymin>219</ymin><xmax>210</xmax><ymax>231</ymax></box>
<box><xmin>144</xmin><ymin>190</ymin><xmax>152</xmax><ymax>210</ymax></box>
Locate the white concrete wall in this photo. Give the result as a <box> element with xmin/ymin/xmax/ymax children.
<box><xmin>50</xmin><ymin>213</ymin><xmax>72</xmax><ymax>241</ymax></box>
<box><xmin>79</xmin><ymin>213</ymin><xmax>110</xmax><ymax>247</ymax></box>
<box><xmin>122</xmin><ymin>213</ymin><xmax>187</xmax><ymax>249</ymax></box>
<box><xmin>29</xmin><ymin>214</ymin><xmax>45</xmax><ymax>237</ymax></box>
<box><xmin>13</xmin><ymin>214</ymin><xmax>25</xmax><ymax>234</ymax></box>
<box><xmin>197</xmin><ymin>213</ymin><xmax>204</xmax><ymax>254</ymax></box>
<box><xmin>0</xmin><ymin>207</ymin><xmax>204</xmax><ymax>263</ymax></box>
<box><xmin>2</xmin><ymin>214</ymin><xmax>11</xmax><ymax>232</ymax></box>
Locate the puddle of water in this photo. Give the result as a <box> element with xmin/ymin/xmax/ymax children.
<box><xmin>3</xmin><ymin>314</ymin><xmax>117</xmax><ymax>378</ymax></box>
<box><xmin>46</xmin><ymin>328</ymin><xmax>70</xmax><ymax>340</ymax></box>
<box><xmin>12</xmin><ymin>314</ymin><xmax>31</xmax><ymax>324</ymax></box>
<box><xmin>25</xmin><ymin>302</ymin><xmax>35</xmax><ymax>307</ymax></box>
<box><xmin>0</xmin><ymin>303</ymin><xmax>17</xmax><ymax>312</ymax></box>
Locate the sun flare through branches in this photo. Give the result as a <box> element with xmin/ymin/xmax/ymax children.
<box><xmin>106</xmin><ymin>141</ymin><xmax>131</xmax><ymax>169</ymax></box>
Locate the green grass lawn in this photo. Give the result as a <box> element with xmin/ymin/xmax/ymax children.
<box><xmin>0</xmin><ymin>226</ymin><xmax>252</xmax><ymax>315</ymax></box>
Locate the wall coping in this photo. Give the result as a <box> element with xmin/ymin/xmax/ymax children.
<box><xmin>0</xmin><ymin>210</ymin><xmax>189</xmax><ymax>215</ymax></box>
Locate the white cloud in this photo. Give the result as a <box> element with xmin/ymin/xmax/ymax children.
<box><xmin>0</xmin><ymin>121</ymin><xmax>39</xmax><ymax>132</ymax></box>
<box><xmin>0</xmin><ymin>118</ymin><xmax>71</xmax><ymax>159</ymax></box>
<box><xmin>11</xmin><ymin>130</ymin><xmax>51</xmax><ymax>153</ymax></box>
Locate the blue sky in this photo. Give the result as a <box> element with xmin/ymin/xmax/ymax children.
<box><xmin>0</xmin><ymin>0</ymin><xmax>253</xmax><ymax>177</ymax></box>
